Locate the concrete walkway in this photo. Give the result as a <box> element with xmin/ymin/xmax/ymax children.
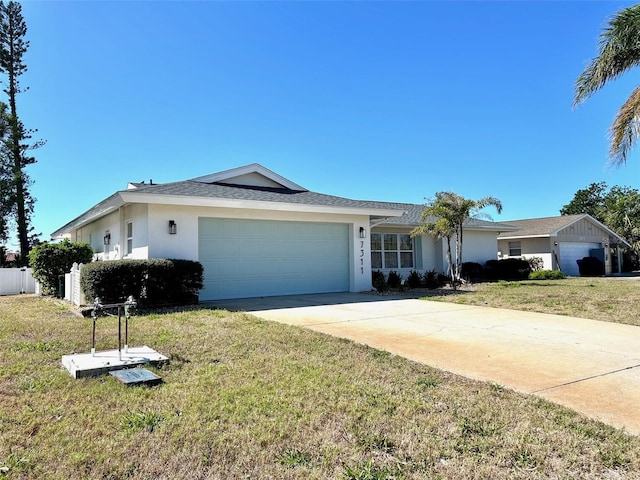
<box><xmin>208</xmin><ymin>292</ymin><xmax>640</xmax><ymax>435</ymax></box>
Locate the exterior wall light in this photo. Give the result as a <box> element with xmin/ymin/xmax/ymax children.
<box><xmin>359</xmin><ymin>227</ymin><xmax>366</xmax><ymax>239</ymax></box>
<box><xmin>168</xmin><ymin>220</ymin><xmax>177</xmax><ymax>235</ymax></box>
<box><xmin>103</xmin><ymin>233</ymin><xmax>111</xmax><ymax>245</ymax></box>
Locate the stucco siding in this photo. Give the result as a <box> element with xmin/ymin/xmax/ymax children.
<box><xmin>122</xmin><ymin>204</ymin><xmax>149</xmax><ymax>259</ymax></box>
<box><xmin>458</xmin><ymin>230</ymin><xmax>499</xmax><ymax>264</ymax></box>
<box><xmin>74</xmin><ymin>211</ymin><xmax>120</xmax><ymax>260</ymax></box>
<box><xmin>147</xmin><ymin>204</ymin><xmax>372</xmax><ymax>293</ymax></box>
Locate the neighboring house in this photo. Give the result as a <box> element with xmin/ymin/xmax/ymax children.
<box><xmin>51</xmin><ymin>164</ymin><xmax>511</xmax><ymax>301</ymax></box>
<box><xmin>497</xmin><ymin>214</ymin><xmax>630</xmax><ymax>276</ymax></box>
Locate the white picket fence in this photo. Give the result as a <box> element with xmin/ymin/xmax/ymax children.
<box><xmin>65</xmin><ymin>262</ymin><xmax>86</xmax><ymax>306</ymax></box>
<box><xmin>0</xmin><ymin>267</ymin><xmax>36</xmax><ymax>295</ymax></box>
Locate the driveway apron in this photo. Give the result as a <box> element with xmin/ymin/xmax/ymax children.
<box><xmin>210</xmin><ymin>293</ymin><xmax>640</xmax><ymax>435</ymax></box>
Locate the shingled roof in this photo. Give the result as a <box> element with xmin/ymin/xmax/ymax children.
<box><xmin>497</xmin><ymin>214</ymin><xmax>631</xmax><ymax>247</ymax></box>
<box><xmin>497</xmin><ymin>215</ymin><xmax>587</xmax><ymax>238</ymax></box>
<box><xmin>51</xmin><ymin>164</ymin><xmax>514</xmax><ymax>237</ymax></box>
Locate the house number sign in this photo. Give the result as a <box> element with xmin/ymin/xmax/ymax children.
<box><xmin>360</xmin><ymin>240</ymin><xmax>365</xmax><ymax>274</ymax></box>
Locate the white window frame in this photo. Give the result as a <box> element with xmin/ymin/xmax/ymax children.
<box><xmin>509</xmin><ymin>241</ymin><xmax>521</xmax><ymax>256</ymax></box>
<box><xmin>371</xmin><ymin>233</ymin><xmax>414</xmax><ymax>269</ymax></box>
<box><xmin>125</xmin><ymin>220</ymin><xmax>133</xmax><ymax>256</ymax></box>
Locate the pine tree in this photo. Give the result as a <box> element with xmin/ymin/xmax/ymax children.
<box><xmin>0</xmin><ymin>102</ymin><xmax>11</xmax><ymax>244</ymax></box>
<box><xmin>0</xmin><ymin>1</ymin><xmax>42</xmax><ymax>263</ymax></box>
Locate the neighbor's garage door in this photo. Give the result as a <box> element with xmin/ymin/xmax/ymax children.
<box><xmin>559</xmin><ymin>242</ymin><xmax>601</xmax><ymax>276</ymax></box>
<box><xmin>198</xmin><ymin>218</ymin><xmax>350</xmax><ymax>301</ymax></box>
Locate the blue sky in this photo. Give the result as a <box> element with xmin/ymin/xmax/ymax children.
<box><xmin>8</xmin><ymin>0</ymin><xmax>640</xmax><ymax>248</ymax></box>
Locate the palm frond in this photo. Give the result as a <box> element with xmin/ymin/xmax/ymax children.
<box><xmin>574</xmin><ymin>4</ymin><xmax>640</xmax><ymax>106</ymax></box>
<box><xmin>609</xmin><ymin>84</ymin><xmax>640</xmax><ymax>166</ymax></box>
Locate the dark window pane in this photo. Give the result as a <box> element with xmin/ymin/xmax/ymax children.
<box><xmin>400</xmin><ymin>252</ymin><xmax>413</xmax><ymax>268</ymax></box>
<box><xmin>399</xmin><ymin>234</ymin><xmax>413</xmax><ymax>251</ymax></box>
<box><xmin>384</xmin><ymin>234</ymin><xmax>397</xmax><ymax>251</ymax></box>
<box><xmin>371</xmin><ymin>233</ymin><xmax>382</xmax><ymax>251</ymax></box>
<box><xmin>384</xmin><ymin>252</ymin><xmax>398</xmax><ymax>268</ymax></box>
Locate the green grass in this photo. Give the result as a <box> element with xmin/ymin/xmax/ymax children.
<box><xmin>421</xmin><ymin>276</ymin><xmax>640</xmax><ymax>325</ymax></box>
<box><xmin>1</xmin><ymin>294</ymin><xmax>640</xmax><ymax>479</ymax></box>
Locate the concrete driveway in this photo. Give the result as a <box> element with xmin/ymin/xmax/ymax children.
<box><xmin>208</xmin><ymin>292</ymin><xmax>640</xmax><ymax>435</ymax></box>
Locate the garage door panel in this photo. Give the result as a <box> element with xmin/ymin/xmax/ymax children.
<box><xmin>199</xmin><ymin>218</ymin><xmax>349</xmax><ymax>300</ymax></box>
<box><xmin>559</xmin><ymin>242</ymin><xmax>600</xmax><ymax>276</ymax></box>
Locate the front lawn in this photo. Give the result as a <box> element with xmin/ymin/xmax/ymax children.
<box><xmin>1</xmin><ymin>295</ymin><xmax>639</xmax><ymax>479</ymax></box>
<box><xmin>421</xmin><ymin>276</ymin><xmax>640</xmax><ymax>326</ymax></box>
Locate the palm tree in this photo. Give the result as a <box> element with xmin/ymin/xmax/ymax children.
<box><xmin>411</xmin><ymin>192</ymin><xmax>502</xmax><ymax>288</ymax></box>
<box><xmin>574</xmin><ymin>3</ymin><xmax>640</xmax><ymax>166</ymax></box>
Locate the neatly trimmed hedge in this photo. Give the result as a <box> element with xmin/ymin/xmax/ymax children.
<box><xmin>529</xmin><ymin>270</ymin><xmax>566</xmax><ymax>280</ymax></box>
<box><xmin>460</xmin><ymin>262</ymin><xmax>483</xmax><ymax>281</ymax></box>
<box><xmin>29</xmin><ymin>240</ymin><xmax>94</xmax><ymax>296</ymax></box>
<box><xmin>484</xmin><ymin>258</ymin><xmax>531</xmax><ymax>281</ymax></box>
<box><xmin>81</xmin><ymin>259</ymin><xmax>203</xmax><ymax>306</ymax></box>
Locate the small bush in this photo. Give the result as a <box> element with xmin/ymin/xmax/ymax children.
<box><xmin>424</xmin><ymin>270</ymin><xmax>440</xmax><ymax>289</ymax></box>
<box><xmin>461</xmin><ymin>262</ymin><xmax>483</xmax><ymax>281</ymax></box>
<box><xmin>372</xmin><ymin>270</ymin><xmax>387</xmax><ymax>293</ymax></box>
<box><xmin>387</xmin><ymin>270</ymin><xmax>402</xmax><ymax>288</ymax></box>
<box><xmin>406</xmin><ymin>270</ymin><xmax>423</xmax><ymax>288</ymax></box>
<box><xmin>527</xmin><ymin>256</ymin><xmax>545</xmax><ymax>272</ymax></box>
<box><xmin>484</xmin><ymin>258</ymin><xmax>531</xmax><ymax>281</ymax></box>
<box><xmin>81</xmin><ymin>259</ymin><xmax>203</xmax><ymax>305</ymax></box>
<box><xmin>29</xmin><ymin>240</ymin><xmax>94</xmax><ymax>296</ymax></box>
<box><xmin>529</xmin><ymin>270</ymin><xmax>566</xmax><ymax>280</ymax></box>
<box><xmin>577</xmin><ymin>257</ymin><xmax>604</xmax><ymax>277</ymax></box>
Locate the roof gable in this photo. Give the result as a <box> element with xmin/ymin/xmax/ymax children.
<box><xmin>498</xmin><ymin>214</ymin><xmax>631</xmax><ymax>247</ymax></box>
<box><xmin>498</xmin><ymin>214</ymin><xmax>587</xmax><ymax>238</ymax></box>
<box><xmin>190</xmin><ymin>163</ymin><xmax>307</xmax><ymax>191</ymax></box>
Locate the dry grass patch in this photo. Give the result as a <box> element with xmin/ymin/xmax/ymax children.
<box><xmin>1</xmin><ymin>295</ymin><xmax>640</xmax><ymax>479</ymax></box>
<box><xmin>420</xmin><ymin>277</ymin><xmax>640</xmax><ymax>325</ymax></box>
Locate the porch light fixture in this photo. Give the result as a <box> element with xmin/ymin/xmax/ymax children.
<box><xmin>103</xmin><ymin>233</ymin><xmax>111</xmax><ymax>245</ymax></box>
<box><xmin>168</xmin><ymin>220</ymin><xmax>177</xmax><ymax>235</ymax></box>
<box><xmin>359</xmin><ymin>227</ymin><xmax>366</xmax><ymax>239</ymax></box>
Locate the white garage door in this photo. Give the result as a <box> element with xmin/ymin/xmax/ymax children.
<box><xmin>198</xmin><ymin>218</ymin><xmax>350</xmax><ymax>301</ymax></box>
<box><xmin>559</xmin><ymin>242</ymin><xmax>601</xmax><ymax>276</ymax></box>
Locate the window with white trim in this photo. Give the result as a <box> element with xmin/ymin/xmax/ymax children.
<box><xmin>371</xmin><ymin>233</ymin><xmax>414</xmax><ymax>269</ymax></box>
<box><xmin>126</xmin><ymin>221</ymin><xmax>133</xmax><ymax>256</ymax></box>
<box><xmin>509</xmin><ymin>241</ymin><xmax>521</xmax><ymax>256</ymax></box>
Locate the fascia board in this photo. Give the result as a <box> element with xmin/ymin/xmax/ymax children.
<box><xmin>50</xmin><ymin>194</ymin><xmax>125</xmax><ymax>238</ymax></box>
<box><xmin>378</xmin><ymin>222</ymin><xmax>518</xmax><ymax>232</ymax></box>
<box><xmin>464</xmin><ymin>225</ymin><xmax>519</xmax><ymax>232</ymax></box>
<box><xmin>120</xmin><ymin>192</ymin><xmax>404</xmax><ymax>217</ymax></box>
<box><xmin>498</xmin><ymin>234</ymin><xmax>551</xmax><ymax>240</ymax></box>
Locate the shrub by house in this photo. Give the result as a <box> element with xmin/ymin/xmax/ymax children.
<box><xmin>29</xmin><ymin>240</ymin><xmax>94</xmax><ymax>296</ymax></box>
<box><xmin>80</xmin><ymin>259</ymin><xmax>203</xmax><ymax>306</ymax></box>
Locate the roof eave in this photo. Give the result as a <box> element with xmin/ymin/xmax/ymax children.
<box><xmin>50</xmin><ymin>193</ymin><xmax>125</xmax><ymax>239</ymax></box>
<box><xmin>120</xmin><ymin>191</ymin><xmax>404</xmax><ymax>217</ymax></box>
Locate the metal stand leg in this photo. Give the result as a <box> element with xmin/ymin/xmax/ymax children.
<box><xmin>124</xmin><ymin>311</ymin><xmax>129</xmax><ymax>354</ymax></box>
<box><xmin>117</xmin><ymin>306</ymin><xmax>122</xmax><ymax>361</ymax></box>
<box><xmin>91</xmin><ymin>318</ymin><xmax>96</xmax><ymax>357</ymax></box>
